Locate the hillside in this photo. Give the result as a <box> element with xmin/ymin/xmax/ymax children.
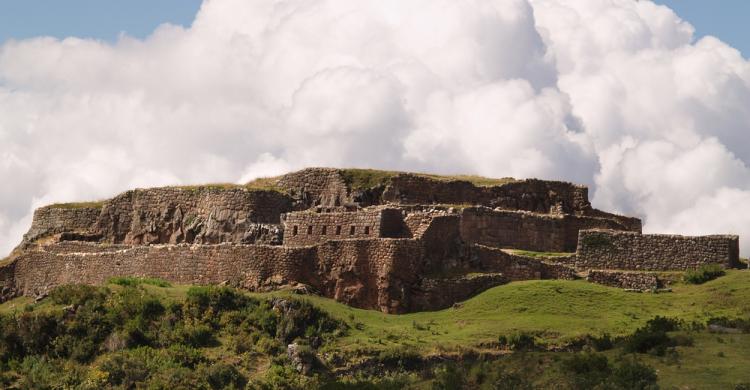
<box><xmin>0</xmin><ymin>271</ymin><xmax>749</xmax><ymax>388</ymax></box>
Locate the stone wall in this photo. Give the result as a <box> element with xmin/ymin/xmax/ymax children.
<box><xmin>9</xmin><ymin>243</ymin><xmax>317</xmax><ymax>298</ymax></box>
<box><xmin>281</xmin><ymin>208</ymin><xmax>404</xmax><ymax>246</ymax></box>
<box><xmin>410</xmin><ymin>273</ymin><xmax>507</xmax><ymax>312</ymax></box>
<box><xmin>382</xmin><ymin>174</ymin><xmax>591</xmax><ymax>214</ymax></box>
<box><xmin>276</xmin><ymin>168</ymin><xmax>352</xmax><ymax>208</ymax></box>
<box><xmin>21</xmin><ymin>206</ymin><xmax>102</xmax><ymax>245</ymax></box>
<box><xmin>95</xmin><ymin>187</ymin><xmax>292</xmax><ymax>245</ymax></box>
<box><xmin>586</xmin><ymin>270</ymin><xmax>661</xmax><ymax>291</ymax></box>
<box><xmin>3</xmin><ymin>238</ymin><xmax>427</xmax><ymax>313</ymax></box>
<box><xmin>315</xmin><ymin>238</ymin><xmax>424</xmax><ymax>313</ymax></box>
<box><xmin>459</xmin><ymin>207</ymin><xmax>634</xmax><ymax>252</ymax></box>
<box><xmin>576</xmin><ymin>230</ymin><xmax>741</xmax><ymax>270</ymax></box>
<box><xmin>469</xmin><ymin>245</ymin><xmax>577</xmax><ymax>280</ymax></box>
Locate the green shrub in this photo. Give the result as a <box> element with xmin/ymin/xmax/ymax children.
<box><xmin>684</xmin><ymin>264</ymin><xmax>726</xmax><ymax>284</ymax></box>
<box><xmin>610</xmin><ymin>358</ymin><xmax>658</xmax><ymax>390</ymax></box>
<box><xmin>431</xmin><ymin>363</ymin><xmax>465</xmax><ymax>390</ymax></box>
<box><xmin>562</xmin><ymin>353</ymin><xmax>612</xmax><ymax>389</ymax></box>
<box><xmin>376</xmin><ymin>346</ymin><xmax>421</xmax><ymax>369</ymax></box>
<box><xmin>707</xmin><ymin>316</ymin><xmax>750</xmax><ymax>333</ymax></box>
<box><xmin>622</xmin><ymin>316</ymin><xmax>681</xmax><ymax>356</ymax></box>
<box><xmin>498</xmin><ymin>332</ymin><xmax>536</xmax><ymax>351</ymax></box>
<box><xmin>49</xmin><ymin>284</ymin><xmax>108</xmax><ymax>306</ymax></box>
<box><xmin>200</xmin><ymin>362</ymin><xmax>248</xmax><ymax>389</ymax></box>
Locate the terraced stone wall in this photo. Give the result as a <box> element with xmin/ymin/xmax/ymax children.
<box><xmin>469</xmin><ymin>245</ymin><xmax>577</xmax><ymax>280</ymax></box>
<box><xmin>3</xmin><ymin>237</ymin><xmax>428</xmax><ymax>313</ymax></box>
<box><xmin>8</xmin><ymin>244</ymin><xmax>318</xmax><ymax>298</ymax></box>
<box><xmin>459</xmin><ymin>207</ymin><xmax>634</xmax><ymax>252</ymax></box>
<box><xmin>576</xmin><ymin>230</ymin><xmax>741</xmax><ymax>270</ymax></box>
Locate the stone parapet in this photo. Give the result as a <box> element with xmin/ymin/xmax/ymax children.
<box><xmin>576</xmin><ymin>230</ymin><xmax>740</xmax><ymax>271</ymax></box>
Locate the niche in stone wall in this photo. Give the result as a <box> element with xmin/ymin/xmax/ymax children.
<box><xmin>322</xmin><ymin>226</ymin><xmax>327</xmax><ymax>235</ymax></box>
<box><xmin>350</xmin><ymin>226</ymin><xmax>356</xmax><ymax>235</ymax></box>
<box><xmin>336</xmin><ymin>226</ymin><xmax>342</xmax><ymax>235</ymax></box>
<box><xmin>307</xmin><ymin>226</ymin><xmax>313</xmax><ymax>235</ymax></box>
<box><xmin>364</xmin><ymin>226</ymin><xmax>370</xmax><ymax>235</ymax></box>
<box><xmin>293</xmin><ymin>226</ymin><xmax>298</xmax><ymax>236</ymax></box>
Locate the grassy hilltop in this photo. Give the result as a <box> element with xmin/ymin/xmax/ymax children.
<box><xmin>0</xmin><ymin>271</ymin><xmax>749</xmax><ymax>389</ymax></box>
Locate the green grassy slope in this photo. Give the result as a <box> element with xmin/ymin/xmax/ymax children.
<box><xmin>2</xmin><ymin>271</ymin><xmax>748</xmax><ymax>388</ymax></box>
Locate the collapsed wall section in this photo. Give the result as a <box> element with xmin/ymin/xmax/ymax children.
<box><xmin>576</xmin><ymin>230</ymin><xmax>741</xmax><ymax>270</ymax></box>
<box><xmin>95</xmin><ymin>187</ymin><xmax>292</xmax><ymax>245</ymax></box>
<box><xmin>21</xmin><ymin>206</ymin><xmax>102</xmax><ymax>245</ymax></box>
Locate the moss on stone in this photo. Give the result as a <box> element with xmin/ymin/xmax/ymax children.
<box><xmin>340</xmin><ymin>168</ymin><xmax>400</xmax><ymax>190</ymax></box>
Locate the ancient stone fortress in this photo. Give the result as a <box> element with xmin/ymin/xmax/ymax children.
<box><xmin>0</xmin><ymin>168</ymin><xmax>741</xmax><ymax>313</ymax></box>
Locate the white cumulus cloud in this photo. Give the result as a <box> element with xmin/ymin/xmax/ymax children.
<box><xmin>1</xmin><ymin>0</ymin><xmax>750</xmax><ymax>255</ymax></box>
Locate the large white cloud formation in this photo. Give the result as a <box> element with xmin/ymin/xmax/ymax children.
<box><xmin>1</xmin><ymin>0</ymin><xmax>749</xmax><ymax>255</ymax></box>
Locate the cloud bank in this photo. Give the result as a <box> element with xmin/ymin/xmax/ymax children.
<box><xmin>1</xmin><ymin>0</ymin><xmax>749</xmax><ymax>255</ymax></box>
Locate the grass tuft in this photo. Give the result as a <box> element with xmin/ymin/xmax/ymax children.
<box><xmin>107</xmin><ymin>277</ymin><xmax>172</xmax><ymax>288</ymax></box>
<box><xmin>47</xmin><ymin>201</ymin><xmax>106</xmax><ymax>210</ymax></box>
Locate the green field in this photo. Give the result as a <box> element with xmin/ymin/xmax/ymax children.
<box><xmin>1</xmin><ymin>271</ymin><xmax>749</xmax><ymax>388</ymax></box>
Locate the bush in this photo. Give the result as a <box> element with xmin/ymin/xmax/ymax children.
<box><xmin>49</xmin><ymin>284</ymin><xmax>108</xmax><ymax>306</ymax></box>
<box><xmin>498</xmin><ymin>332</ymin><xmax>536</xmax><ymax>351</ymax></box>
<box><xmin>562</xmin><ymin>354</ymin><xmax>658</xmax><ymax>390</ymax></box>
<box><xmin>622</xmin><ymin>316</ymin><xmax>681</xmax><ymax>356</ymax></box>
<box><xmin>707</xmin><ymin>316</ymin><xmax>750</xmax><ymax>333</ymax></box>
<box><xmin>610</xmin><ymin>358</ymin><xmax>658</xmax><ymax>390</ymax></box>
<box><xmin>431</xmin><ymin>363</ymin><xmax>465</xmax><ymax>390</ymax></box>
<box><xmin>684</xmin><ymin>264</ymin><xmax>726</xmax><ymax>284</ymax></box>
<box><xmin>562</xmin><ymin>353</ymin><xmax>612</xmax><ymax>389</ymax></box>
<box><xmin>376</xmin><ymin>346</ymin><xmax>421</xmax><ymax>369</ymax></box>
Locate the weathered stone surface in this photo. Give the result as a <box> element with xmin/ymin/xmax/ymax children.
<box><xmin>21</xmin><ymin>206</ymin><xmax>101</xmax><ymax>246</ymax></box>
<box><xmin>576</xmin><ymin>230</ymin><xmax>740</xmax><ymax>270</ymax></box>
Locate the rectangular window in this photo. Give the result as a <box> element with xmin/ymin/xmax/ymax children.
<box><xmin>307</xmin><ymin>226</ymin><xmax>313</xmax><ymax>235</ymax></box>
<box><xmin>364</xmin><ymin>226</ymin><xmax>370</xmax><ymax>235</ymax></box>
<box><xmin>350</xmin><ymin>226</ymin><xmax>356</xmax><ymax>235</ymax></box>
<box><xmin>336</xmin><ymin>226</ymin><xmax>342</xmax><ymax>235</ymax></box>
<box><xmin>322</xmin><ymin>226</ymin><xmax>327</xmax><ymax>235</ymax></box>
<box><xmin>292</xmin><ymin>226</ymin><xmax>298</xmax><ymax>236</ymax></box>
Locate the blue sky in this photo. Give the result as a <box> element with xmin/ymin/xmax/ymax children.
<box><xmin>0</xmin><ymin>0</ymin><xmax>747</xmax><ymax>58</ymax></box>
<box><xmin>0</xmin><ymin>0</ymin><xmax>202</xmax><ymax>43</ymax></box>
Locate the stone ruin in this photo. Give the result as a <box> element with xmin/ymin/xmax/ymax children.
<box><xmin>0</xmin><ymin>168</ymin><xmax>742</xmax><ymax>313</ymax></box>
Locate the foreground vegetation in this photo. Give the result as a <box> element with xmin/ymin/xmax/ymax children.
<box><xmin>0</xmin><ymin>271</ymin><xmax>748</xmax><ymax>388</ymax></box>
